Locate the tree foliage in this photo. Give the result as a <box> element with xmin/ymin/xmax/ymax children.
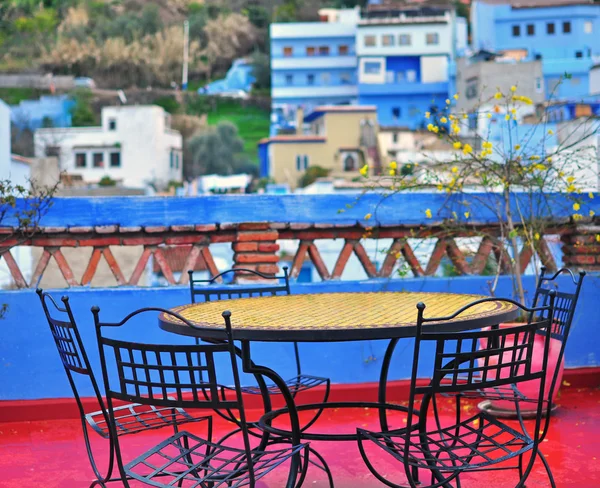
<box><xmin>298</xmin><ymin>165</ymin><xmax>331</xmax><ymax>188</ymax></box>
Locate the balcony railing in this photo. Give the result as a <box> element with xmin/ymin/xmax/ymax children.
<box><xmin>1</xmin><ymin>193</ymin><xmax>598</xmax><ymax>289</ymax></box>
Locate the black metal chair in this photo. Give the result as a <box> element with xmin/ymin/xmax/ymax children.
<box><xmin>357</xmin><ymin>294</ymin><xmax>557</xmax><ymax>488</ymax></box>
<box><xmin>36</xmin><ymin>289</ymin><xmax>211</xmax><ymax>487</ymax></box>
<box><xmin>188</xmin><ymin>266</ymin><xmax>331</xmax><ymax>431</ymax></box>
<box><xmin>92</xmin><ymin>305</ymin><xmax>308</xmax><ymax>488</ymax></box>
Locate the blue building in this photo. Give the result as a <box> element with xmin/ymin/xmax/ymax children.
<box><xmin>471</xmin><ymin>0</ymin><xmax>600</xmax><ymax>100</ymax></box>
<box><xmin>198</xmin><ymin>58</ymin><xmax>256</xmax><ymax>96</ymax></box>
<box><xmin>270</xmin><ymin>8</ymin><xmax>360</xmax><ymax>133</ymax></box>
<box><xmin>356</xmin><ymin>3</ymin><xmax>467</xmax><ymax>128</ymax></box>
<box><xmin>10</xmin><ymin>95</ymin><xmax>74</xmax><ymax>131</ymax></box>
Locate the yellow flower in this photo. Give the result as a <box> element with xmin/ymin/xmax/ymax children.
<box><xmin>510</xmin><ymin>108</ymin><xmax>517</xmax><ymax>114</ymax></box>
<box><xmin>590</xmin><ymin>210</ymin><xmax>595</xmax><ymax>217</ymax></box>
<box><xmin>505</xmin><ymin>114</ymin><xmax>511</xmax><ymax>121</ymax></box>
<box><xmin>440</xmin><ymin>117</ymin><xmax>448</xmax><ymax>123</ymax></box>
<box><xmin>359</xmin><ymin>164</ymin><xmax>369</xmax><ymax>177</ymax></box>
<box><xmin>453</xmin><ymin>94</ymin><xmax>459</xmax><ymax>100</ymax></box>
<box><xmin>548</xmin><ymin>129</ymin><xmax>554</xmax><ymax>135</ymax></box>
<box><xmin>425</xmin><ymin>209</ymin><xmax>432</xmax><ymax>219</ymax></box>
<box><xmin>364</xmin><ymin>213</ymin><xmax>372</xmax><ymax>220</ymax></box>
<box><xmin>425</xmin><ymin>111</ymin><xmax>431</xmax><ymax>119</ymax></box>
<box><xmin>534</xmin><ymin>232</ymin><xmax>540</xmax><ymax>240</ymax></box>
<box><xmin>453</xmin><ymin>141</ymin><xmax>462</xmax><ymax>150</ymax></box>
<box><xmin>452</xmin><ymin>166</ymin><xmax>458</xmax><ymax>173</ymax></box>
<box><xmin>389</xmin><ymin>169</ymin><xmax>396</xmax><ymax>176</ymax></box>
<box><xmin>529</xmin><ymin>155</ymin><xmax>541</xmax><ymax>160</ymax></box>
<box><xmin>482</xmin><ymin>141</ymin><xmax>493</xmax><ymax>150</ymax></box>
<box><xmin>487</xmin><ymin>113</ymin><xmax>492</xmax><ymax>119</ymax></box>
<box><xmin>389</xmin><ymin>161</ymin><xmax>397</xmax><ymax>170</ymax></box>
<box><xmin>596</xmin><ymin>235</ymin><xmax>600</xmax><ymax>243</ymax></box>
<box><xmin>573</xmin><ymin>213</ymin><xmax>583</xmax><ymax>221</ymax></box>
<box><xmin>514</xmin><ymin>144</ymin><xmax>521</xmax><ymax>150</ymax></box>
<box><xmin>446</xmin><ymin>99</ymin><xmax>451</xmax><ymax>105</ymax></box>
<box><xmin>573</xmin><ymin>202</ymin><xmax>581</xmax><ymax>211</ymax></box>
<box><xmin>567</xmin><ymin>184</ymin><xmax>576</xmax><ymax>193</ymax></box>
<box><xmin>589</xmin><ymin>192</ymin><xmax>595</xmax><ymax>199</ymax></box>
<box><xmin>567</xmin><ymin>176</ymin><xmax>575</xmax><ymax>184</ymax></box>
<box><xmin>463</xmin><ymin>144</ymin><xmax>473</xmax><ymax>155</ymax></box>
<box><xmin>494</xmin><ymin>92</ymin><xmax>503</xmax><ymax>99</ymax></box>
<box><xmin>437</xmin><ymin>184</ymin><xmax>443</xmax><ymax>191</ymax></box>
<box><xmin>432</xmin><ymin>126</ymin><xmax>439</xmax><ymax>133</ymax></box>
<box><xmin>427</xmin><ymin>123</ymin><xmax>434</xmax><ymax>131</ymax></box>
<box><xmin>452</xmin><ymin>124</ymin><xmax>461</xmax><ymax>134</ymax></box>
<box><xmin>510</xmin><ymin>85</ymin><xmax>517</xmax><ymax>92</ymax></box>
<box><xmin>547</xmin><ymin>157</ymin><xmax>553</xmax><ymax>163</ymax></box>
<box><xmin>463</xmin><ymin>113</ymin><xmax>468</xmax><ymax>119</ymax></box>
<box><xmin>464</xmin><ymin>211</ymin><xmax>470</xmax><ymax>219</ymax></box>
<box><xmin>534</xmin><ymin>164</ymin><xmax>547</xmax><ymax>171</ymax></box>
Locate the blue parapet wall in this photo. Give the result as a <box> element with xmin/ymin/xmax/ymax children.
<box><xmin>5</xmin><ymin>192</ymin><xmax>597</xmax><ymax>228</ymax></box>
<box><xmin>1</xmin><ymin>274</ymin><xmax>598</xmax><ymax>401</ymax></box>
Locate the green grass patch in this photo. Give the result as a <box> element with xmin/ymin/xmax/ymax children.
<box><xmin>206</xmin><ymin>99</ymin><xmax>270</xmax><ymax>163</ymax></box>
<box><xmin>0</xmin><ymin>87</ymin><xmax>48</xmax><ymax>105</ymax></box>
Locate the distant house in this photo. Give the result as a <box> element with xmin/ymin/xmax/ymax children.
<box><xmin>34</xmin><ymin>105</ymin><xmax>183</xmax><ymax>189</ymax></box>
<box><xmin>258</xmin><ymin>105</ymin><xmax>379</xmax><ymax>189</ymax></box>
<box><xmin>10</xmin><ymin>95</ymin><xmax>75</xmax><ymax>131</ymax></box>
<box><xmin>199</xmin><ymin>58</ymin><xmax>256</xmax><ymax>97</ymax></box>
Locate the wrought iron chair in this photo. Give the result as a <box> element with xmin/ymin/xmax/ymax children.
<box><xmin>36</xmin><ymin>289</ymin><xmax>211</xmax><ymax>487</ymax></box>
<box><xmin>92</xmin><ymin>306</ymin><xmax>308</xmax><ymax>488</ymax></box>
<box><xmin>357</xmin><ymin>294</ymin><xmax>557</xmax><ymax>488</ymax></box>
<box><xmin>188</xmin><ymin>266</ymin><xmax>331</xmax><ymax>431</ymax></box>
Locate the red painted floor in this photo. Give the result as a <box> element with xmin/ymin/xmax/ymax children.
<box><xmin>1</xmin><ymin>387</ymin><xmax>599</xmax><ymax>487</ymax></box>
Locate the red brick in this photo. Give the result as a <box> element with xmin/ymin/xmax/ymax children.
<box><xmin>77</xmin><ymin>237</ymin><xmax>122</xmax><ymax>247</ymax></box>
<box><xmin>236</xmin><ymin>231</ymin><xmax>278</xmax><ymax>242</ymax></box>
<box><xmin>238</xmin><ymin>223</ymin><xmax>271</xmax><ymax>231</ymax></box>
<box><xmin>567</xmin><ymin>235</ymin><xmax>598</xmax><ymax>245</ymax></box>
<box><xmin>257</xmin><ymin>264</ymin><xmax>279</xmax><ymax>275</ymax></box>
<box><xmin>565</xmin><ymin>245</ymin><xmax>600</xmax><ymax>254</ymax></box>
<box><xmin>235</xmin><ymin>253</ymin><xmax>280</xmax><ymax>264</ymax></box>
<box><xmin>292</xmin><ymin>231</ymin><xmax>338</xmax><ymax>240</ymax></box>
<box><xmin>122</xmin><ymin>237</ymin><xmax>164</xmax><ymax>246</ymax></box>
<box><xmin>171</xmin><ymin>225</ymin><xmax>195</xmax><ymax>232</ymax></box>
<box><xmin>233</xmin><ymin>242</ymin><xmax>258</xmax><ymax>252</ymax></box>
<box><xmin>565</xmin><ymin>255</ymin><xmax>596</xmax><ymax>265</ymax></box>
<box><xmin>165</xmin><ymin>235</ymin><xmax>207</xmax><ymax>245</ymax></box>
<box><xmin>195</xmin><ymin>224</ymin><xmax>217</xmax><ymax>232</ymax></box>
<box><xmin>257</xmin><ymin>243</ymin><xmax>279</xmax><ymax>253</ymax></box>
<box><xmin>95</xmin><ymin>225</ymin><xmax>118</xmax><ymax>234</ymax></box>
<box><xmin>68</xmin><ymin>226</ymin><xmax>94</xmax><ymax>233</ymax></box>
<box><xmin>145</xmin><ymin>226</ymin><xmax>168</xmax><ymax>233</ymax></box>
<box><xmin>210</xmin><ymin>233</ymin><xmax>235</xmax><ymax>243</ymax></box>
<box><xmin>35</xmin><ymin>238</ymin><xmax>78</xmax><ymax>247</ymax></box>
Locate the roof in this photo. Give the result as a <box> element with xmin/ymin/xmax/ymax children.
<box><xmin>478</xmin><ymin>0</ymin><xmax>594</xmax><ymax>6</ymax></box>
<box><xmin>304</xmin><ymin>105</ymin><xmax>378</xmax><ymax>123</ymax></box>
<box><xmin>258</xmin><ymin>135</ymin><xmax>327</xmax><ymax>145</ymax></box>
<box><xmin>11</xmin><ymin>154</ymin><xmax>32</xmax><ymax>166</ymax></box>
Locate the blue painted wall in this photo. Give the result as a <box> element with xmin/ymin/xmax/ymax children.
<box><xmin>2</xmin><ymin>274</ymin><xmax>598</xmax><ymax>401</ymax></box>
<box><xmin>10</xmin><ymin>95</ymin><xmax>75</xmax><ymax>131</ymax></box>
<box><xmin>357</xmin><ymin>92</ymin><xmax>447</xmax><ymax>128</ymax></box>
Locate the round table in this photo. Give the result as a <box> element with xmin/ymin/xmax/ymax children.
<box><xmin>159</xmin><ymin>291</ymin><xmax>519</xmax><ymax>342</ymax></box>
<box><xmin>158</xmin><ymin>292</ymin><xmax>518</xmax><ymax>486</ymax></box>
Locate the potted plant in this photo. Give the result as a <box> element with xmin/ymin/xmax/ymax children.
<box><xmin>359</xmin><ymin>78</ymin><xmax>598</xmax><ymax>415</ymax></box>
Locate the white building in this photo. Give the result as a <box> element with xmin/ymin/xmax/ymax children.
<box><xmin>34</xmin><ymin>105</ymin><xmax>183</xmax><ymax>189</ymax></box>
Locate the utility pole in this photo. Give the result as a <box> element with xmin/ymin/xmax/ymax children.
<box><xmin>182</xmin><ymin>20</ymin><xmax>190</xmax><ymax>91</ymax></box>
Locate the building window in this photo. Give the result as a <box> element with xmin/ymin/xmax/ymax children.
<box><xmin>321</xmin><ymin>73</ymin><xmax>330</xmax><ymax>85</ymax></box>
<box><xmin>170</xmin><ymin>151</ymin><xmax>174</xmax><ymax>168</ymax></box>
<box><xmin>296</xmin><ymin>155</ymin><xmax>302</xmax><ymax>171</ymax></box>
<box><xmin>306</xmin><ymin>46</ymin><xmax>315</xmax><ymax>56</ymax></box>
<box><xmin>307</xmin><ymin>74</ymin><xmax>315</xmax><ymax>85</ymax></box>
<box><xmin>382</xmin><ymin>34</ymin><xmax>395</xmax><ymax>46</ymax></box>
<box><xmin>468</xmin><ymin>115</ymin><xmax>478</xmax><ymax>131</ymax></box>
<box><xmin>396</xmin><ymin>71</ymin><xmax>405</xmax><ymax>82</ymax></box>
<box><xmin>392</xmin><ymin>132</ymin><xmax>398</xmax><ymax>143</ymax></box>
<box><xmin>364</xmin><ymin>35</ymin><xmax>376</xmax><ymax>47</ymax></box>
<box><xmin>406</xmin><ymin>70</ymin><xmax>417</xmax><ymax>82</ymax></box>
<box><xmin>283</xmin><ymin>46</ymin><xmax>293</xmax><ymax>56</ymax></box>
<box><xmin>392</xmin><ymin>107</ymin><xmax>401</xmax><ymax>119</ymax></box>
<box><xmin>340</xmin><ymin>72</ymin><xmax>352</xmax><ymax>85</ymax></box>
<box><xmin>547</xmin><ymin>22</ymin><xmax>555</xmax><ymax>34</ymax></box>
<box><xmin>338</xmin><ymin>45</ymin><xmax>349</xmax><ymax>55</ymax></box>
<box><xmin>584</xmin><ymin>21</ymin><xmax>593</xmax><ymax>34</ymax></box>
<box><xmin>285</xmin><ymin>74</ymin><xmax>293</xmax><ymax>85</ymax></box>
<box><xmin>535</xmin><ymin>53</ymin><xmax>543</xmax><ymax>60</ymax></box>
<box><xmin>93</xmin><ymin>153</ymin><xmax>104</xmax><ymax>168</ymax></box>
<box><xmin>110</xmin><ymin>152</ymin><xmax>121</xmax><ymax>167</ymax></box>
<box><xmin>535</xmin><ymin>77</ymin><xmax>543</xmax><ymax>93</ymax></box>
<box><xmin>563</xmin><ymin>21</ymin><xmax>571</xmax><ymax>33</ymax></box>
<box><xmin>175</xmin><ymin>153</ymin><xmax>179</xmax><ymax>169</ymax></box>
<box><xmin>75</xmin><ymin>152</ymin><xmax>86</xmax><ymax>168</ymax></box>
<box><xmin>343</xmin><ymin>154</ymin><xmax>358</xmax><ymax>172</ymax></box>
<box><xmin>527</xmin><ymin>24</ymin><xmax>535</xmax><ymax>36</ymax></box>
<box><xmin>364</xmin><ymin>61</ymin><xmax>382</xmax><ymax>74</ymax></box>
<box><xmin>108</xmin><ymin>118</ymin><xmax>117</xmax><ymax>131</ymax></box>
<box><xmin>303</xmin><ymin>155</ymin><xmax>309</xmax><ymax>170</ymax></box>
<box><xmin>45</xmin><ymin>146</ymin><xmax>60</xmax><ymax>157</ymax></box>
<box><xmin>398</xmin><ymin>34</ymin><xmax>411</xmax><ymax>45</ymax></box>
<box><xmin>426</xmin><ymin>33</ymin><xmax>439</xmax><ymax>45</ymax></box>
<box><xmin>512</xmin><ymin>25</ymin><xmax>521</xmax><ymax>37</ymax></box>
<box><xmin>576</xmin><ymin>51</ymin><xmax>583</xmax><ymax>58</ymax></box>
<box><xmin>318</xmin><ymin>46</ymin><xmax>330</xmax><ymax>56</ymax></box>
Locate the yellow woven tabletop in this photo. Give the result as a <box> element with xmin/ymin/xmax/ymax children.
<box><xmin>159</xmin><ymin>292</ymin><xmax>518</xmax><ymax>342</ymax></box>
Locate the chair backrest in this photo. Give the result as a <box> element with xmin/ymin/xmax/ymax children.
<box><xmin>36</xmin><ymin>289</ymin><xmax>106</xmax><ymax>414</ymax></box>
<box><xmin>92</xmin><ymin>306</ymin><xmax>256</xmax><ymax>479</ymax></box>
<box><xmin>530</xmin><ymin>267</ymin><xmax>585</xmax><ymax>343</ymax></box>
<box><xmin>407</xmin><ymin>295</ymin><xmax>556</xmax><ymax>435</ymax></box>
<box><xmin>188</xmin><ymin>266</ymin><xmax>291</xmax><ymax>304</ymax></box>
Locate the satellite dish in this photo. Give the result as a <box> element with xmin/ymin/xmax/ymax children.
<box><xmin>117</xmin><ymin>90</ymin><xmax>127</xmax><ymax>104</ymax></box>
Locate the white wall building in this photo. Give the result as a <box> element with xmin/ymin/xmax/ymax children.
<box><xmin>34</xmin><ymin>105</ymin><xmax>183</xmax><ymax>189</ymax></box>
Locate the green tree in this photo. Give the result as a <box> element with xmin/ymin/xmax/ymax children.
<box><xmin>250</xmin><ymin>50</ymin><xmax>270</xmax><ymax>90</ymax></box>
<box><xmin>186</xmin><ymin>121</ymin><xmax>251</xmax><ymax>178</ymax></box>
<box><xmin>70</xmin><ymin>89</ymin><xmax>96</xmax><ymax>127</ymax></box>
<box><xmin>298</xmin><ymin>165</ymin><xmax>331</xmax><ymax>188</ymax></box>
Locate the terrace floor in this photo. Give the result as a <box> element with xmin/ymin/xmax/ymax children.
<box><xmin>1</xmin><ymin>386</ymin><xmax>599</xmax><ymax>487</ymax></box>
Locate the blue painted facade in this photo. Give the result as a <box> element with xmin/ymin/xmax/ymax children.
<box><xmin>10</xmin><ymin>95</ymin><xmax>75</xmax><ymax>131</ymax></box>
<box><xmin>199</xmin><ymin>58</ymin><xmax>256</xmax><ymax>95</ymax></box>
<box><xmin>471</xmin><ymin>1</ymin><xmax>600</xmax><ymax>100</ymax></box>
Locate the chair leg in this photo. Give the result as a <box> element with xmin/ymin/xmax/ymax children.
<box><xmin>516</xmin><ymin>450</ymin><xmax>539</xmax><ymax>488</ymax></box>
<box><xmin>300</xmin><ymin>446</ymin><xmax>334</xmax><ymax>488</ymax></box>
<box><xmin>300</xmin><ymin>380</ymin><xmax>331</xmax><ymax>433</ymax></box>
<box><xmin>538</xmin><ymin>450</ymin><xmax>557</xmax><ymax>488</ymax></box>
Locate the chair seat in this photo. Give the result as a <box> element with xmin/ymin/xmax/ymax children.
<box><xmin>125</xmin><ymin>430</ymin><xmax>307</xmax><ymax>487</ymax></box>
<box><xmin>358</xmin><ymin>411</ymin><xmax>533</xmax><ymax>472</ymax></box>
<box><xmin>235</xmin><ymin>375</ymin><xmax>329</xmax><ymax>396</ymax></box>
<box><xmin>86</xmin><ymin>403</ymin><xmax>210</xmax><ymax>439</ymax></box>
<box><xmin>440</xmin><ymin>382</ymin><xmax>531</xmax><ymax>402</ymax></box>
